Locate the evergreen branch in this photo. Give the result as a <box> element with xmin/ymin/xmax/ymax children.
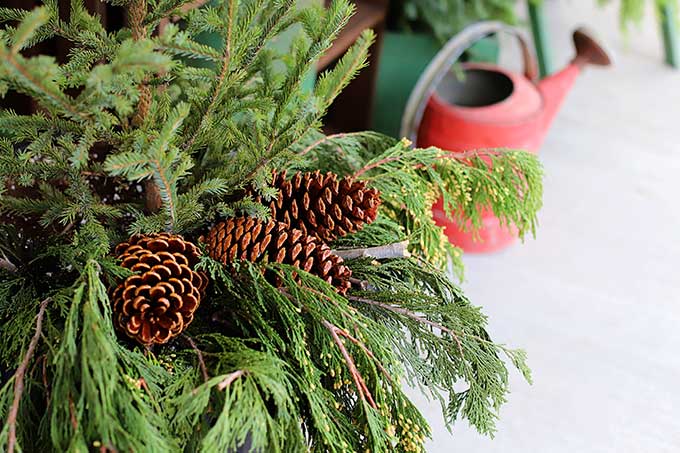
<box><xmin>333</xmin><ymin>325</ymin><xmax>394</xmax><ymax>385</ymax></box>
<box><xmin>0</xmin><ymin>46</ymin><xmax>87</xmax><ymax>121</ymax></box>
<box><xmin>149</xmin><ymin>156</ymin><xmax>177</xmax><ymax>226</ymax></box>
<box><xmin>348</xmin><ymin>295</ymin><xmax>466</xmax><ymax>360</ymax></box>
<box><xmin>5</xmin><ymin>297</ymin><xmax>50</xmax><ymax>453</ymax></box>
<box><xmin>314</xmin><ymin>29</ymin><xmax>373</xmax><ymax>113</ymax></box>
<box><xmin>322</xmin><ymin>319</ymin><xmax>377</xmax><ymax>410</ymax></box>
<box><xmin>154</xmin><ymin>41</ymin><xmax>220</xmax><ymax>62</ymax></box>
<box><xmin>182</xmin><ymin>0</ymin><xmax>235</xmax><ymax>152</ymax></box>
<box><xmin>354</xmin><ymin>147</ymin><xmax>509</xmax><ymax>178</ymax></box>
<box><xmin>10</xmin><ymin>7</ymin><xmax>49</xmax><ymax>54</ymax></box>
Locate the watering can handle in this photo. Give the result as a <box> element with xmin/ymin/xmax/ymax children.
<box><xmin>400</xmin><ymin>21</ymin><xmax>538</xmax><ymax>143</ymax></box>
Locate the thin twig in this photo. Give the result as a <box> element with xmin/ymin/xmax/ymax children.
<box><xmin>322</xmin><ymin>319</ymin><xmax>377</xmax><ymax>409</ymax></box>
<box><xmin>183</xmin><ymin>335</ymin><xmax>209</xmax><ymax>382</ymax></box>
<box><xmin>217</xmin><ymin>370</ymin><xmax>245</xmax><ymax>391</ymax></box>
<box><xmin>41</xmin><ymin>354</ymin><xmax>50</xmax><ymax>408</ymax></box>
<box><xmin>348</xmin><ymin>295</ymin><xmax>466</xmax><ymax>360</ymax></box>
<box><xmin>68</xmin><ymin>394</ymin><xmax>78</xmax><ymax>431</ymax></box>
<box><xmin>333</xmin><ymin>241</ymin><xmax>411</xmax><ymax>261</ymax></box>
<box><xmin>334</xmin><ymin>327</ymin><xmax>393</xmax><ymax>384</ymax></box>
<box><xmin>276</xmin><ymin>287</ymin><xmax>382</xmax><ymax>405</ymax></box>
<box><xmin>6</xmin><ymin>298</ymin><xmax>50</xmax><ymax>453</ymax></box>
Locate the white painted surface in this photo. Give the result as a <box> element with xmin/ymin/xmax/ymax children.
<box><xmin>416</xmin><ymin>1</ymin><xmax>680</xmax><ymax>451</ymax></box>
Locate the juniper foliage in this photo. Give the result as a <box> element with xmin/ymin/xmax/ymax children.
<box><xmin>0</xmin><ymin>1</ymin><xmax>543</xmax><ymax>451</ymax></box>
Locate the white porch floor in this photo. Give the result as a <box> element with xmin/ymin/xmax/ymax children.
<box><xmin>415</xmin><ymin>1</ymin><xmax>680</xmax><ymax>452</ymax></box>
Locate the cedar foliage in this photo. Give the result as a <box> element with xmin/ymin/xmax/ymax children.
<box><xmin>0</xmin><ymin>1</ymin><xmax>542</xmax><ymax>451</ymax></box>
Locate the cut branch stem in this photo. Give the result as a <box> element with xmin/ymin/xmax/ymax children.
<box><xmin>333</xmin><ymin>241</ymin><xmax>411</xmax><ymax>261</ymax></box>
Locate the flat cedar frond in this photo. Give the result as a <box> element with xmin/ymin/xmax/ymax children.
<box><xmin>0</xmin><ymin>1</ymin><xmax>542</xmax><ymax>451</ymax></box>
<box><xmin>301</xmin><ymin>134</ymin><xmax>542</xmax><ymax>273</ymax></box>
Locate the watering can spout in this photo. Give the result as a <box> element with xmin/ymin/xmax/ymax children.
<box><xmin>571</xmin><ymin>28</ymin><xmax>612</xmax><ymax>68</ymax></box>
<box><xmin>539</xmin><ymin>28</ymin><xmax>612</xmax><ymax>129</ymax></box>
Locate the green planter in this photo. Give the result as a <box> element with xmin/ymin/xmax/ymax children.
<box><xmin>372</xmin><ymin>31</ymin><xmax>499</xmax><ymax>138</ymax></box>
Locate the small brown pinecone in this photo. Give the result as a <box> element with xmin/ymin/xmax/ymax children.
<box><xmin>258</xmin><ymin>170</ymin><xmax>380</xmax><ymax>244</ymax></box>
<box><xmin>111</xmin><ymin>233</ymin><xmax>208</xmax><ymax>345</ymax></box>
<box><xmin>202</xmin><ymin>217</ymin><xmax>351</xmax><ymax>294</ymax></box>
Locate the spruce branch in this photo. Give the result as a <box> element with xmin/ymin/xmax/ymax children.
<box><xmin>5</xmin><ymin>297</ymin><xmax>50</xmax><ymax>453</ymax></box>
<box><xmin>0</xmin><ymin>44</ymin><xmax>86</xmax><ymax>121</ymax></box>
<box><xmin>314</xmin><ymin>29</ymin><xmax>374</xmax><ymax>113</ymax></box>
<box><xmin>182</xmin><ymin>0</ymin><xmax>235</xmax><ymax>152</ymax></box>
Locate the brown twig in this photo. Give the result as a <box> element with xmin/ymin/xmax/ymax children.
<box><xmin>333</xmin><ymin>241</ymin><xmax>411</xmax><ymax>261</ymax></box>
<box><xmin>41</xmin><ymin>354</ymin><xmax>50</xmax><ymax>408</ymax></box>
<box><xmin>217</xmin><ymin>370</ymin><xmax>245</xmax><ymax>391</ymax></box>
<box><xmin>68</xmin><ymin>394</ymin><xmax>78</xmax><ymax>431</ymax></box>
<box><xmin>6</xmin><ymin>298</ymin><xmax>50</xmax><ymax>453</ymax></box>
<box><xmin>129</xmin><ymin>0</ymin><xmax>151</xmax><ymax>127</ymax></box>
<box><xmin>322</xmin><ymin>319</ymin><xmax>377</xmax><ymax>409</ymax></box>
<box><xmin>276</xmin><ymin>288</ymin><xmax>383</xmax><ymax>406</ymax></box>
<box><xmin>334</xmin><ymin>326</ymin><xmax>393</xmax><ymax>384</ymax></box>
<box><xmin>348</xmin><ymin>295</ymin><xmax>466</xmax><ymax>360</ymax></box>
<box><xmin>183</xmin><ymin>335</ymin><xmax>209</xmax><ymax>382</ymax></box>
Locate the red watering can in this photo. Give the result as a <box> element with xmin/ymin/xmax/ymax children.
<box><xmin>400</xmin><ymin>21</ymin><xmax>611</xmax><ymax>253</ymax></box>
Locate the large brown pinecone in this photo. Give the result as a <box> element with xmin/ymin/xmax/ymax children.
<box><xmin>257</xmin><ymin>170</ymin><xmax>380</xmax><ymax>244</ymax></box>
<box><xmin>111</xmin><ymin>233</ymin><xmax>208</xmax><ymax>345</ymax></box>
<box><xmin>202</xmin><ymin>217</ymin><xmax>352</xmax><ymax>294</ymax></box>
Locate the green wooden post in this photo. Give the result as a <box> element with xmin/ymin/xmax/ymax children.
<box><xmin>659</xmin><ymin>1</ymin><xmax>679</xmax><ymax>68</ymax></box>
<box><xmin>528</xmin><ymin>1</ymin><xmax>553</xmax><ymax>78</ymax></box>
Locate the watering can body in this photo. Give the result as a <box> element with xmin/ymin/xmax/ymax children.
<box><xmin>401</xmin><ymin>23</ymin><xmax>610</xmax><ymax>253</ymax></box>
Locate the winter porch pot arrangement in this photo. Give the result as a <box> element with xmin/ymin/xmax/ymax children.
<box><xmin>0</xmin><ymin>1</ymin><xmax>542</xmax><ymax>452</ymax></box>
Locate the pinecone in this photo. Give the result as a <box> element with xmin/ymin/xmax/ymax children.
<box><xmin>111</xmin><ymin>233</ymin><xmax>208</xmax><ymax>345</ymax></box>
<box><xmin>202</xmin><ymin>217</ymin><xmax>352</xmax><ymax>294</ymax></box>
<box><xmin>258</xmin><ymin>170</ymin><xmax>381</xmax><ymax>243</ymax></box>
